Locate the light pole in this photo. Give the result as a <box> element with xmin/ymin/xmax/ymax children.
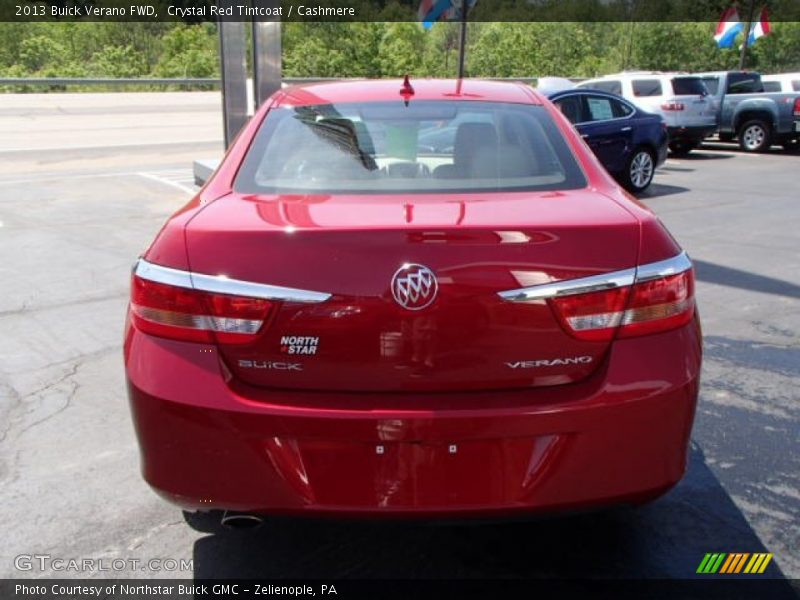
<box><xmin>738</xmin><ymin>0</ymin><xmax>757</xmax><ymax>70</ymax></box>
<box><xmin>457</xmin><ymin>0</ymin><xmax>469</xmax><ymax>78</ymax></box>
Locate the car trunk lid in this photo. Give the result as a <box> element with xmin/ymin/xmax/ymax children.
<box><xmin>184</xmin><ymin>190</ymin><xmax>640</xmax><ymax>392</ymax></box>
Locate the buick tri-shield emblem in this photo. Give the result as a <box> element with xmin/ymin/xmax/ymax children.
<box><xmin>391</xmin><ymin>263</ymin><xmax>438</xmax><ymax>310</ymax></box>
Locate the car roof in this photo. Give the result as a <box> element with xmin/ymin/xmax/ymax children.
<box><xmin>584</xmin><ymin>71</ymin><xmax>700</xmax><ymax>81</ymax></box>
<box><xmin>762</xmin><ymin>73</ymin><xmax>800</xmax><ymax>80</ymax></box>
<box><xmin>696</xmin><ymin>71</ymin><xmax>760</xmax><ymax>76</ymax></box>
<box><xmin>546</xmin><ymin>88</ymin><xmax>629</xmax><ymax>101</ymax></box>
<box><xmin>274</xmin><ymin>79</ymin><xmax>543</xmax><ymax>107</ymax></box>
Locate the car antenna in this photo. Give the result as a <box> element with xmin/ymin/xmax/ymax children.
<box><xmin>400</xmin><ymin>74</ymin><xmax>415</xmax><ymax>106</ymax></box>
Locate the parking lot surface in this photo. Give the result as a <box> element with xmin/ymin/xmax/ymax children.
<box><xmin>0</xmin><ymin>93</ymin><xmax>797</xmax><ymax>583</ymax></box>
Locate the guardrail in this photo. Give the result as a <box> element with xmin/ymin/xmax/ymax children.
<box><xmin>0</xmin><ymin>76</ymin><xmax>553</xmax><ymax>88</ymax></box>
<box><xmin>0</xmin><ymin>77</ymin><xmax>221</xmax><ymax>87</ymax></box>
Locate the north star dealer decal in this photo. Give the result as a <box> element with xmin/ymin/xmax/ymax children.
<box><xmin>280</xmin><ymin>335</ymin><xmax>320</xmax><ymax>355</ymax></box>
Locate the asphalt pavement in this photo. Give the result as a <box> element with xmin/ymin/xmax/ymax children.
<box><xmin>0</xmin><ymin>92</ymin><xmax>797</xmax><ymax>585</ymax></box>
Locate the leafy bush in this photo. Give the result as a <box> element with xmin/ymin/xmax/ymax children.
<box><xmin>1</xmin><ymin>21</ymin><xmax>799</xmax><ymax>93</ymax></box>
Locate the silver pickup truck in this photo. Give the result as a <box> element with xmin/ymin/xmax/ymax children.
<box><xmin>698</xmin><ymin>71</ymin><xmax>800</xmax><ymax>152</ymax></box>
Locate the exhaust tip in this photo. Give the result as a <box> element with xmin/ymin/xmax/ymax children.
<box><xmin>220</xmin><ymin>511</ymin><xmax>264</xmax><ymax>530</ymax></box>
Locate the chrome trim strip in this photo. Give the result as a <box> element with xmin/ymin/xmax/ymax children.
<box><xmin>497</xmin><ymin>251</ymin><xmax>692</xmax><ymax>302</ymax></box>
<box><xmin>498</xmin><ymin>268</ymin><xmax>636</xmax><ymax>302</ymax></box>
<box><xmin>634</xmin><ymin>251</ymin><xmax>692</xmax><ymax>282</ymax></box>
<box><xmin>134</xmin><ymin>259</ymin><xmax>193</xmax><ymax>289</ymax></box>
<box><xmin>134</xmin><ymin>258</ymin><xmax>331</xmax><ymax>303</ymax></box>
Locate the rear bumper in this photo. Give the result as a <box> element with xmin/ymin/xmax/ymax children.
<box><xmin>667</xmin><ymin>125</ymin><xmax>717</xmax><ymax>144</ymax></box>
<box><xmin>125</xmin><ymin>319</ymin><xmax>701</xmax><ymax>517</ymax></box>
<box><xmin>656</xmin><ymin>140</ymin><xmax>669</xmax><ymax>166</ymax></box>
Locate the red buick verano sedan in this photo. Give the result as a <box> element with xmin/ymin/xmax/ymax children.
<box><xmin>125</xmin><ymin>79</ymin><xmax>701</xmax><ymax>519</ymax></box>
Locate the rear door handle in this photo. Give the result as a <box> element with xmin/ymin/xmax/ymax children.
<box><xmin>621</xmin><ymin>126</ymin><xmax>632</xmax><ymax>131</ymax></box>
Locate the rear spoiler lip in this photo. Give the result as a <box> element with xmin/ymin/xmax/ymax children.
<box><xmin>498</xmin><ymin>251</ymin><xmax>691</xmax><ymax>302</ymax></box>
<box><xmin>133</xmin><ymin>258</ymin><xmax>332</xmax><ymax>304</ymax></box>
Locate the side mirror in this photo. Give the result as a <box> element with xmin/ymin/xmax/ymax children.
<box><xmin>193</xmin><ymin>158</ymin><xmax>221</xmax><ymax>187</ymax></box>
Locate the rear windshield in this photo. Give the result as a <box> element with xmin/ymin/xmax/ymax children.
<box><xmin>587</xmin><ymin>80</ymin><xmax>622</xmax><ymax>95</ymax></box>
<box><xmin>672</xmin><ymin>77</ymin><xmax>708</xmax><ymax>96</ymax></box>
<box><xmin>793</xmin><ymin>80</ymin><xmax>800</xmax><ymax>92</ymax></box>
<box><xmin>234</xmin><ymin>101</ymin><xmax>586</xmax><ymax>194</ymax></box>
<box><xmin>726</xmin><ymin>73</ymin><xmax>764</xmax><ymax>94</ymax></box>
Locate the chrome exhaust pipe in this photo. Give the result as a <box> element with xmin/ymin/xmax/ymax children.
<box><xmin>220</xmin><ymin>510</ymin><xmax>263</xmax><ymax>530</ymax></box>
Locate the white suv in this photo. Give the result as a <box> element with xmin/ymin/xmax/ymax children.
<box><xmin>578</xmin><ymin>72</ymin><xmax>718</xmax><ymax>156</ymax></box>
<box><xmin>762</xmin><ymin>73</ymin><xmax>800</xmax><ymax>93</ymax></box>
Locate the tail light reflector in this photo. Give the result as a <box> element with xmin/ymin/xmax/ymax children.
<box><xmin>549</xmin><ymin>263</ymin><xmax>695</xmax><ymax>341</ymax></box>
<box><xmin>661</xmin><ymin>101</ymin><xmax>686</xmax><ymax>111</ymax></box>
<box><xmin>131</xmin><ymin>274</ymin><xmax>273</xmax><ymax>344</ymax></box>
<box><xmin>617</xmin><ymin>270</ymin><xmax>695</xmax><ymax>337</ymax></box>
<box><xmin>550</xmin><ymin>287</ymin><xmax>630</xmax><ymax>342</ymax></box>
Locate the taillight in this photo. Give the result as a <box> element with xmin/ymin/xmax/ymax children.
<box><xmin>549</xmin><ymin>265</ymin><xmax>695</xmax><ymax>341</ymax></box>
<box><xmin>550</xmin><ymin>287</ymin><xmax>630</xmax><ymax>342</ymax></box>
<box><xmin>618</xmin><ymin>270</ymin><xmax>695</xmax><ymax>337</ymax></box>
<box><xmin>793</xmin><ymin>97</ymin><xmax>800</xmax><ymax>116</ymax></box>
<box><xmin>130</xmin><ymin>274</ymin><xmax>273</xmax><ymax>344</ymax></box>
<box><xmin>661</xmin><ymin>101</ymin><xmax>685</xmax><ymax>111</ymax></box>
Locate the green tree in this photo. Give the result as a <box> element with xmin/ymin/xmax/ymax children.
<box><xmin>18</xmin><ymin>35</ymin><xmax>66</xmax><ymax>72</ymax></box>
<box><xmin>153</xmin><ymin>23</ymin><xmax>218</xmax><ymax>78</ymax></box>
<box><xmin>421</xmin><ymin>22</ymin><xmax>462</xmax><ymax>77</ymax></box>
<box><xmin>628</xmin><ymin>22</ymin><xmax>739</xmax><ymax>72</ymax></box>
<box><xmin>0</xmin><ymin>23</ymin><xmax>29</xmax><ymax>69</ymax></box>
<box><xmin>750</xmin><ymin>22</ymin><xmax>800</xmax><ymax>73</ymax></box>
<box><xmin>377</xmin><ymin>22</ymin><xmax>426</xmax><ymax>76</ymax></box>
<box><xmin>87</xmin><ymin>45</ymin><xmax>148</xmax><ymax>78</ymax></box>
<box><xmin>283</xmin><ymin>24</ymin><xmax>352</xmax><ymax>77</ymax></box>
<box><xmin>468</xmin><ymin>22</ymin><xmax>595</xmax><ymax>78</ymax></box>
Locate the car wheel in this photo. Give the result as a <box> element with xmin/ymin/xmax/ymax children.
<box><xmin>782</xmin><ymin>139</ymin><xmax>800</xmax><ymax>152</ymax></box>
<box><xmin>738</xmin><ymin>120</ymin><xmax>772</xmax><ymax>153</ymax></box>
<box><xmin>668</xmin><ymin>141</ymin><xmax>694</xmax><ymax>157</ymax></box>
<box><xmin>623</xmin><ymin>148</ymin><xmax>656</xmax><ymax>193</ymax></box>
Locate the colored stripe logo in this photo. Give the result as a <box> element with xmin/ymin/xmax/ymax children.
<box><xmin>697</xmin><ymin>553</ymin><xmax>773</xmax><ymax>574</ymax></box>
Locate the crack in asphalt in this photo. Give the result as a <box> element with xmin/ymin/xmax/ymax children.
<box><xmin>0</xmin><ymin>293</ymin><xmax>128</xmax><ymax>319</ymax></box>
<box><xmin>14</xmin><ymin>362</ymin><xmax>81</xmax><ymax>439</ymax></box>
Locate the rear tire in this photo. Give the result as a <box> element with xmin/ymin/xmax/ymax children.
<box><xmin>738</xmin><ymin>119</ymin><xmax>772</xmax><ymax>153</ymax></box>
<box><xmin>622</xmin><ymin>147</ymin><xmax>656</xmax><ymax>193</ymax></box>
<box><xmin>668</xmin><ymin>141</ymin><xmax>695</xmax><ymax>157</ymax></box>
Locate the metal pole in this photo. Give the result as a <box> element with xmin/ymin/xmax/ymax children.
<box><xmin>251</xmin><ymin>0</ymin><xmax>282</xmax><ymax>108</ymax></box>
<box><xmin>457</xmin><ymin>2</ymin><xmax>468</xmax><ymax>79</ymax></box>
<box><xmin>625</xmin><ymin>21</ymin><xmax>636</xmax><ymax>70</ymax></box>
<box><xmin>218</xmin><ymin>3</ymin><xmax>248</xmax><ymax>148</ymax></box>
<box><xmin>738</xmin><ymin>0</ymin><xmax>757</xmax><ymax>70</ymax></box>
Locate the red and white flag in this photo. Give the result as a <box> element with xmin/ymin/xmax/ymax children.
<box><xmin>714</xmin><ymin>7</ymin><xmax>743</xmax><ymax>48</ymax></box>
<box><xmin>746</xmin><ymin>7</ymin><xmax>771</xmax><ymax>46</ymax></box>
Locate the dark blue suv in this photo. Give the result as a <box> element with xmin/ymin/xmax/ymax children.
<box><xmin>545</xmin><ymin>89</ymin><xmax>668</xmax><ymax>193</ymax></box>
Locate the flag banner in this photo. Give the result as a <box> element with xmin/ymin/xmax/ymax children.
<box><xmin>420</xmin><ymin>0</ymin><xmax>478</xmax><ymax>28</ymax></box>
<box><xmin>746</xmin><ymin>7</ymin><xmax>772</xmax><ymax>46</ymax></box>
<box><xmin>714</xmin><ymin>7</ymin><xmax>743</xmax><ymax>48</ymax></box>
<box><xmin>418</xmin><ymin>0</ymin><xmax>452</xmax><ymax>28</ymax></box>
